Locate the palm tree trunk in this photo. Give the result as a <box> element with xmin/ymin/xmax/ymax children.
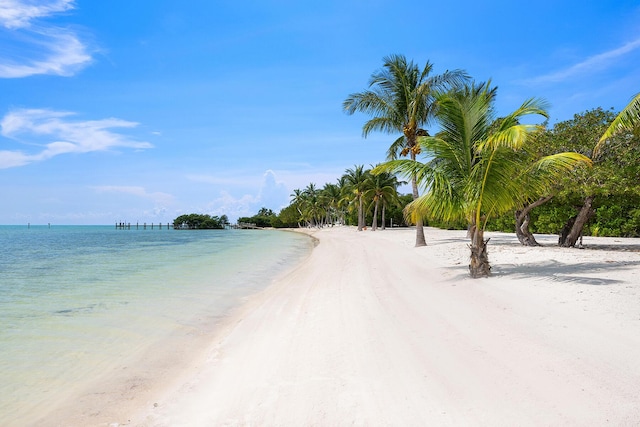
<box><xmin>559</xmin><ymin>195</ymin><xmax>595</xmax><ymax>247</ymax></box>
<box><xmin>372</xmin><ymin>199</ymin><xmax>379</xmax><ymax>231</ymax></box>
<box><xmin>357</xmin><ymin>195</ymin><xmax>364</xmax><ymax>231</ymax></box>
<box><xmin>410</xmin><ymin>151</ymin><xmax>427</xmax><ymax>247</ymax></box>
<box><xmin>381</xmin><ymin>203</ymin><xmax>386</xmax><ymax>230</ymax></box>
<box><xmin>469</xmin><ymin>228</ymin><xmax>491</xmax><ymax>278</ymax></box>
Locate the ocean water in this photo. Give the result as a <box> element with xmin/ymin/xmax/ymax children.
<box><xmin>0</xmin><ymin>225</ymin><xmax>313</xmax><ymax>426</ymax></box>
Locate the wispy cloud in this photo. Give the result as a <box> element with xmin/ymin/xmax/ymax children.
<box><xmin>525</xmin><ymin>38</ymin><xmax>640</xmax><ymax>85</ymax></box>
<box><xmin>90</xmin><ymin>186</ymin><xmax>174</xmax><ymax>205</ymax></box>
<box><xmin>186</xmin><ymin>174</ymin><xmax>250</xmax><ymax>186</ymax></box>
<box><xmin>0</xmin><ymin>0</ymin><xmax>74</xmax><ymax>29</ymax></box>
<box><xmin>0</xmin><ymin>108</ymin><xmax>152</xmax><ymax>168</ymax></box>
<box><xmin>0</xmin><ymin>0</ymin><xmax>92</xmax><ymax>77</ymax></box>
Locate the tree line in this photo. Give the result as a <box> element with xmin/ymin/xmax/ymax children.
<box><xmin>241</xmin><ymin>170</ymin><xmax>411</xmax><ymax>230</ymax></box>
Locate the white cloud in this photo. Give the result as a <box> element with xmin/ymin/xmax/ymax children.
<box><xmin>0</xmin><ymin>108</ymin><xmax>152</xmax><ymax>168</ymax></box>
<box><xmin>207</xmin><ymin>190</ymin><xmax>258</xmax><ymax>220</ymax></box>
<box><xmin>200</xmin><ymin>170</ymin><xmax>290</xmax><ymax>221</ymax></box>
<box><xmin>257</xmin><ymin>169</ymin><xmax>289</xmax><ymax>211</ymax></box>
<box><xmin>0</xmin><ymin>0</ymin><xmax>92</xmax><ymax>77</ymax></box>
<box><xmin>525</xmin><ymin>38</ymin><xmax>640</xmax><ymax>85</ymax></box>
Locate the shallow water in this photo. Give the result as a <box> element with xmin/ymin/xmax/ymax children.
<box><xmin>0</xmin><ymin>225</ymin><xmax>312</xmax><ymax>426</ymax></box>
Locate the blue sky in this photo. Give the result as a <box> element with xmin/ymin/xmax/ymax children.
<box><xmin>1</xmin><ymin>0</ymin><xmax>639</xmax><ymax>225</ymax></box>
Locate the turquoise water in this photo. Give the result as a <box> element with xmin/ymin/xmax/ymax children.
<box><xmin>0</xmin><ymin>225</ymin><xmax>312</xmax><ymax>426</ymax></box>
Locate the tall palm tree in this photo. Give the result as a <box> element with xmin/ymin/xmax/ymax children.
<box><xmin>364</xmin><ymin>169</ymin><xmax>401</xmax><ymax>231</ymax></box>
<box><xmin>343</xmin><ymin>54</ymin><xmax>468</xmax><ymax>246</ymax></box>
<box><xmin>343</xmin><ymin>165</ymin><xmax>370</xmax><ymax>231</ymax></box>
<box><xmin>595</xmin><ymin>92</ymin><xmax>640</xmax><ymax>154</ymax></box>
<box><xmin>375</xmin><ymin>82</ymin><xmax>590</xmax><ymax>278</ymax></box>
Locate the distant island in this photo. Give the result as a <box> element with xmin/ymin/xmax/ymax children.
<box><xmin>173</xmin><ymin>214</ymin><xmax>229</xmax><ymax>229</ymax></box>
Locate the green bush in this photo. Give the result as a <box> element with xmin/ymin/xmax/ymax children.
<box><xmin>173</xmin><ymin>213</ymin><xmax>225</xmax><ymax>229</ymax></box>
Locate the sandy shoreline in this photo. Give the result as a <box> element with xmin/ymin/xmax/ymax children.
<box><xmin>47</xmin><ymin>226</ymin><xmax>640</xmax><ymax>426</ymax></box>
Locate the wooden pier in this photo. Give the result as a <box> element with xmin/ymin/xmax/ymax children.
<box><xmin>237</xmin><ymin>222</ymin><xmax>260</xmax><ymax>229</ymax></box>
<box><xmin>115</xmin><ymin>222</ymin><xmax>253</xmax><ymax>230</ymax></box>
<box><xmin>116</xmin><ymin>222</ymin><xmax>173</xmax><ymax>230</ymax></box>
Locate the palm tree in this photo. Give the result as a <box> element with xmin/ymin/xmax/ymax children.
<box><xmin>290</xmin><ymin>188</ymin><xmax>306</xmax><ymax>227</ymax></box>
<box><xmin>364</xmin><ymin>169</ymin><xmax>401</xmax><ymax>231</ymax></box>
<box><xmin>320</xmin><ymin>183</ymin><xmax>342</xmax><ymax>226</ymax></box>
<box><xmin>334</xmin><ymin>175</ymin><xmax>349</xmax><ymax>225</ymax></box>
<box><xmin>595</xmin><ymin>92</ymin><xmax>640</xmax><ymax>155</ymax></box>
<box><xmin>343</xmin><ymin>165</ymin><xmax>370</xmax><ymax>231</ymax></box>
<box><xmin>303</xmin><ymin>183</ymin><xmax>324</xmax><ymax>227</ymax></box>
<box><xmin>375</xmin><ymin>82</ymin><xmax>590</xmax><ymax>278</ymax></box>
<box><xmin>343</xmin><ymin>54</ymin><xmax>468</xmax><ymax>246</ymax></box>
<box><xmin>379</xmin><ymin>175</ymin><xmax>403</xmax><ymax>230</ymax></box>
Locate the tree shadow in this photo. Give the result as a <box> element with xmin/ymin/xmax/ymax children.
<box><xmin>573</xmin><ymin>243</ymin><xmax>640</xmax><ymax>252</ymax></box>
<box><xmin>493</xmin><ymin>259</ymin><xmax>640</xmax><ymax>285</ymax></box>
<box><xmin>443</xmin><ymin>258</ymin><xmax>640</xmax><ymax>285</ymax></box>
<box><xmin>429</xmin><ymin>237</ymin><xmax>469</xmax><ymax>244</ymax></box>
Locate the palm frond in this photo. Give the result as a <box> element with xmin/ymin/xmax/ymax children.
<box><xmin>509</xmin><ymin>98</ymin><xmax>550</xmax><ymax>121</ymax></box>
<box><xmin>386</xmin><ymin>135</ymin><xmax>407</xmax><ymax>160</ymax></box>
<box><xmin>596</xmin><ymin>92</ymin><xmax>640</xmax><ymax>154</ymax></box>
<box><xmin>343</xmin><ymin>90</ymin><xmax>391</xmax><ymax>116</ymax></box>
<box><xmin>483</xmin><ymin>124</ymin><xmax>543</xmax><ymax>151</ymax></box>
<box><xmin>532</xmin><ymin>152</ymin><xmax>592</xmax><ymax>173</ymax></box>
<box><xmin>406</xmin><ymin>169</ymin><xmax>466</xmax><ymax>223</ymax></box>
<box><xmin>372</xmin><ymin>159</ymin><xmax>429</xmax><ymax>181</ymax></box>
<box><xmin>362</xmin><ymin>117</ymin><xmax>400</xmax><ymax>137</ymax></box>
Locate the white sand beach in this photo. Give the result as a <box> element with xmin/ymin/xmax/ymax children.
<box><xmin>50</xmin><ymin>226</ymin><xmax>640</xmax><ymax>426</ymax></box>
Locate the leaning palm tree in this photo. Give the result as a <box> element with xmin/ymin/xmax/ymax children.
<box><xmin>376</xmin><ymin>82</ymin><xmax>591</xmax><ymax>278</ymax></box>
<box><xmin>343</xmin><ymin>54</ymin><xmax>468</xmax><ymax>246</ymax></box>
<box><xmin>595</xmin><ymin>92</ymin><xmax>640</xmax><ymax>155</ymax></box>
